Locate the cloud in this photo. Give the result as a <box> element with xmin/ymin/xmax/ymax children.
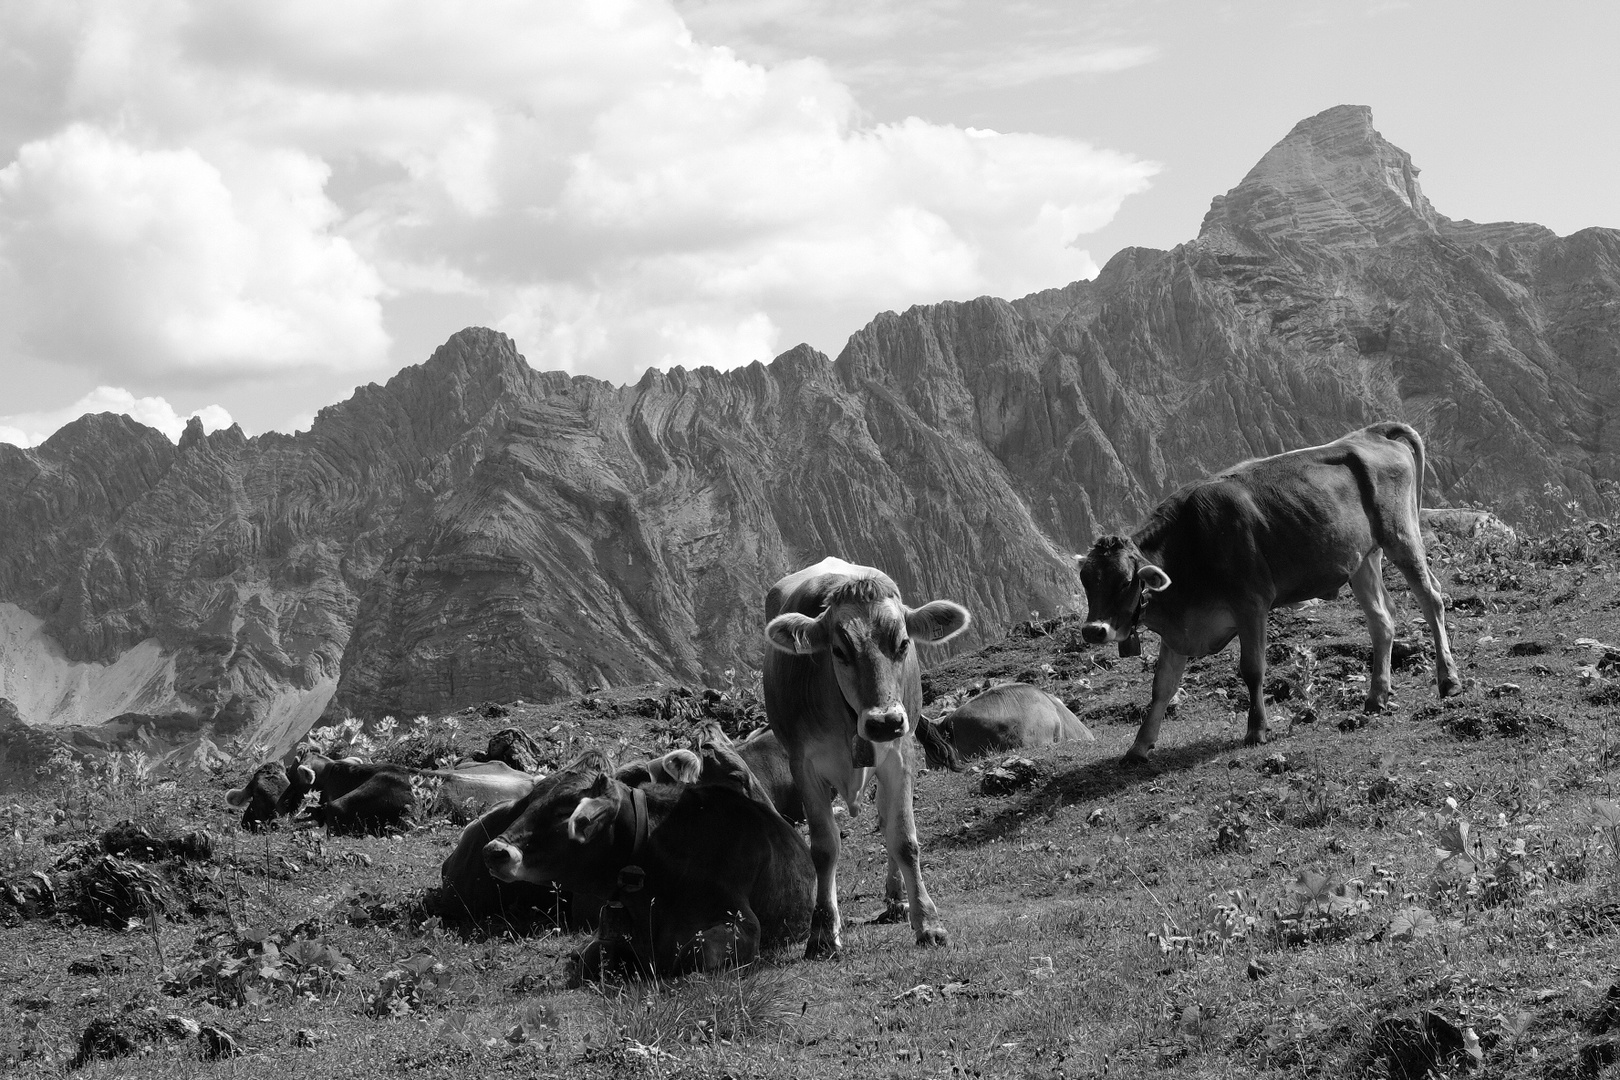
<box><xmin>0</xmin><ymin>125</ymin><xmax>390</xmax><ymax>380</ymax></box>
<box><xmin>0</xmin><ymin>0</ymin><xmax>1157</xmax><ymax>411</ymax></box>
<box><xmin>0</xmin><ymin>386</ymin><xmax>233</xmax><ymax>448</ymax></box>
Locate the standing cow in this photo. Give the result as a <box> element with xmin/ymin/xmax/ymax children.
<box><xmin>763</xmin><ymin>557</ymin><xmax>970</xmax><ymax>957</ymax></box>
<box><xmin>1077</xmin><ymin>422</ymin><xmax>1461</xmax><ymax>764</ymax></box>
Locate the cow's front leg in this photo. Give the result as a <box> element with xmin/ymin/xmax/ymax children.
<box><xmin>874</xmin><ymin>747</ymin><xmax>947</xmax><ymax>947</ymax></box>
<box><xmin>1237</xmin><ymin>609</ymin><xmax>1269</xmax><ymax>745</ymax></box>
<box><xmin>875</xmin><ymin>795</ymin><xmax>909</xmax><ymax>923</ymax></box>
<box><xmin>686</xmin><ymin>906</ymin><xmax>761</xmax><ymax>972</ymax></box>
<box><xmin>793</xmin><ymin>762</ymin><xmax>843</xmax><ymax>959</ymax></box>
<box><xmin>1123</xmin><ymin>646</ymin><xmax>1187</xmax><ymax>763</ymax></box>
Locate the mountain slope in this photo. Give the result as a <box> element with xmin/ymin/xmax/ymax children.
<box><xmin>3</xmin><ymin>104</ymin><xmax>1617</xmax><ymax>753</ymax></box>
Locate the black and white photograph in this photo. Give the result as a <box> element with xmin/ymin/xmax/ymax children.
<box><xmin>1</xmin><ymin>1</ymin><xmax>1617</xmax><ymax>1075</ymax></box>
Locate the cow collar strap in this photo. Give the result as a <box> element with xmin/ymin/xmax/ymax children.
<box><xmin>627</xmin><ymin>785</ymin><xmax>649</xmax><ymax>857</ymax></box>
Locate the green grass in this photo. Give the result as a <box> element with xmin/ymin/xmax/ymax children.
<box><xmin>5</xmin><ymin>526</ymin><xmax>1620</xmax><ymax>1077</ymax></box>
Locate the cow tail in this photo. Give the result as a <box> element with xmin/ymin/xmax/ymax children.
<box><xmin>1382</xmin><ymin>422</ymin><xmax>1427</xmax><ymax>515</ymax></box>
<box><xmin>915</xmin><ymin>715</ymin><xmax>963</xmax><ymax>772</ymax></box>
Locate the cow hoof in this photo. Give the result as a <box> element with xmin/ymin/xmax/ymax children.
<box><xmin>1119</xmin><ymin>748</ymin><xmax>1153</xmax><ymax>768</ymax></box>
<box><xmin>914</xmin><ymin>925</ymin><xmax>949</xmax><ymax>948</ymax></box>
<box><xmin>872</xmin><ymin>901</ymin><xmax>908</xmax><ymax>925</ymax></box>
<box><xmin>1438</xmin><ymin>676</ymin><xmax>1463</xmax><ymax>698</ymax></box>
<box><xmin>1242</xmin><ymin>728</ymin><xmax>1269</xmax><ymax>747</ymax></box>
<box><xmin>804</xmin><ymin>937</ymin><xmax>841</xmax><ymax>961</ymax></box>
<box><xmin>1363</xmin><ymin>695</ymin><xmax>1392</xmax><ymax>714</ymax></box>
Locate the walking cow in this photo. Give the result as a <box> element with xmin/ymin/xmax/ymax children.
<box><xmin>763</xmin><ymin>557</ymin><xmax>970</xmax><ymax>957</ymax></box>
<box><xmin>1077</xmin><ymin>422</ymin><xmax>1461</xmax><ymax>765</ymax></box>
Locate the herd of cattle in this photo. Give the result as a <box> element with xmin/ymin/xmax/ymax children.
<box><xmin>224</xmin><ymin>422</ymin><xmax>1465</xmax><ymax>983</ymax></box>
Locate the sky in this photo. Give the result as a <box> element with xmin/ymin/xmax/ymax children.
<box><xmin>1</xmin><ymin>0</ymin><xmax>1615</xmax><ymax>447</ymax></box>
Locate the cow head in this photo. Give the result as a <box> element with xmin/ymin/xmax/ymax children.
<box><xmin>482</xmin><ymin>752</ymin><xmax>634</xmax><ymax>892</ymax></box>
<box><xmin>1076</xmin><ymin>535</ymin><xmax>1171</xmax><ymax>645</ymax></box>
<box><xmin>764</xmin><ymin>577</ymin><xmax>970</xmax><ymax>744</ymax></box>
<box><xmin>224</xmin><ymin>762</ymin><xmax>291</xmax><ymax>830</ymax></box>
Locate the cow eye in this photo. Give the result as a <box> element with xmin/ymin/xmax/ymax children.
<box><xmin>830</xmin><ymin>644</ymin><xmax>850</xmax><ymax>664</ymax></box>
<box><xmin>895</xmin><ymin>639</ymin><xmax>910</xmax><ymax>657</ymax></box>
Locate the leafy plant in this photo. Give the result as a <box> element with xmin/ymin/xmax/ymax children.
<box><xmin>165</xmin><ymin>931</ymin><xmax>356</xmax><ymax>1008</ymax></box>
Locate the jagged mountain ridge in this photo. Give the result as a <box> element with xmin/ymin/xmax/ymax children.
<box><xmin>2</xmin><ymin>104</ymin><xmax>1617</xmax><ymax>754</ymax></box>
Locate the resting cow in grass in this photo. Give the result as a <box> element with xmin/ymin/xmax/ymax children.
<box><xmin>941</xmin><ymin>683</ymin><xmax>1095</xmax><ymax>758</ymax></box>
<box><xmin>762</xmin><ymin>557</ymin><xmax>970</xmax><ymax>958</ymax></box>
<box><xmin>227</xmin><ymin>755</ymin><xmax>539</xmax><ymax>833</ymax></box>
<box><xmin>1077</xmin><ymin>422</ymin><xmax>1460</xmax><ymax>765</ymax></box>
<box><xmin>481</xmin><ymin>741</ymin><xmax>813</xmax><ymax>984</ymax></box>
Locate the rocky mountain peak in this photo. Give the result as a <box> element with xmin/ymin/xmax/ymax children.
<box><xmin>1199</xmin><ymin>104</ymin><xmax>1442</xmax><ymax>253</ymax></box>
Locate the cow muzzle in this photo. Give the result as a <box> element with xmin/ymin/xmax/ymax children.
<box><xmin>482</xmin><ymin>839</ymin><xmax>524</xmax><ymax>882</ymax></box>
<box><xmin>1080</xmin><ymin>621</ymin><xmax>1113</xmax><ymax>645</ymax></box>
<box><xmin>859</xmin><ymin>705</ymin><xmax>909</xmax><ymax>743</ymax></box>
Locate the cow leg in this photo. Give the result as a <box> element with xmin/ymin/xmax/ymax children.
<box><xmin>876</xmin><ymin>796</ymin><xmax>909</xmax><ymax>923</ymax></box>
<box><xmin>793</xmin><ymin>761</ymin><xmax>843</xmax><ymax>959</ymax></box>
<box><xmin>874</xmin><ymin>749</ymin><xmax>948</xmax><ymax>947</ymax></box>
<box><xmin>1350</xmin><ymin>551</ymin><xmax>1396</xmax><ymax>711</ymax></box>
<box><xmin>1123</xmin><ymin>647</ymin><xmax>1188</xmax><ymax>763</ymax></box>
<box><xmin>1384</xmin><ymin>541</ymin><xmax>1462</xmax><ymax>698</ymax></box>
<box><xmin>687</xmin><ymin>905</ymin><xmax>762</xmax><ymax>972</ymax></box>
<box><xmin>1236</xmin><ymin>608</ymin><xmax>1270</xmax><ymax>745</ymax></box>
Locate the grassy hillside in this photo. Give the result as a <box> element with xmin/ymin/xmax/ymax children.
<box><xmin>4</xmin><ymin>523</ymin><xmax>1620</xmax><ymax>1079</ymax></box>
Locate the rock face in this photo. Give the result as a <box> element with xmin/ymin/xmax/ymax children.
<box><xmin>2</xmin><ymin>105</ymin><xmax>1617</xmax><ymax>751</ymax></box>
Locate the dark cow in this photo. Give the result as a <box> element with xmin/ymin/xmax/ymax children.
<box><xmin>481</xmin><ymin>745</ymin><xmax>813</xmax><ymax>983</ymax></box>
<box><xmin>1077</xmin><ymin>422</ymin><xmax>1461</xmax><ymax>764</ymax></box>
<box><xmin>224</xmin><ymin>762</ymin><xmax>293</xmax><ymax>830</ymax></box>
<box><xmin>762</xmin><ymin>557</ymin><xmax>970</xmax><ymax>957</ymax></box>
<box><xmin>437</xmin><ymin>795</ymin><xmax>577</xmax><ymax>927</ymax></box>
<box><xmin>228</xmin><ymin>754</ymin><xmax>539</xmax><ymax>832</ymax></box>
<box><xmin>941</xmin><ymin>683</ymin><xmax>1095</xmax><ymax>758</ymax></box>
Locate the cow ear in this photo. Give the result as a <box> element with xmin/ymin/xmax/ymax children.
<box><xmin>225</xmin><ymin>787</ymin><xmax>249</xmax><ymax>807</ymax></box>
<box><xmin>566</xmin><ymin>796</ymin><xmax>617</xmax><ymax>842</ymax></box>
<box><xmin>906</xmin><ymin>600</ymin><xmax>971</xmax><ymax>645</ymax></box>
<box><xmin>295</xmin><ymin>764</ymin><xmax>316</xmax><ymax>786</ymax></box>
<box><xmin>657</xmin><ymin>749</ymin><xmax>702</xmax><ymax>784</ymax></box>
<box><xmin>765</xmin><ymin>612</ymin><xmax>828</xmax><ymax>654</ymax></box>
<box><xmin>1137</xmin><ymin>564</ymin><xmax>1171</xmax><ymax>593</ymax></box>
<box><xmin>1073</xmin><ymin>552</ymin><xmax>1089</xmax><ymax>571</ymax></box>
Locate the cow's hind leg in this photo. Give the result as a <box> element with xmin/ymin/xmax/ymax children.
<box><xmin>792</xmin><ymin>761</ymin><xmax>843</xmax><ymax>959</ymax></box>
<box><xmin>1350</xmin><ymin>551</ymin><xmax>1396</xmax><ymax>711</ymax></box>
<box><xmin>875</xmin><ymin>749</ymin><xmax>947</xmax><ymax>947</ymax></box>
<box><xmin>1123</xmin><ymin>647</ymin><xmax>1188</xmax><ymax>763</ymax></box>
<box><xmin>1236</xmin><ymin>607</ymin><xmax>1270</xmax><ymax>746</ymax></box>
<box><xmin>1384</xmin><ymin>539</ymin><xmax>1462</xmax><ymax>698</ymax></box>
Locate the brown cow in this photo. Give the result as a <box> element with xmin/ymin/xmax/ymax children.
<box><xmin>481</xmin><ymin>743</ymin><xmax>814</xmax><ymax>983</ymax></box>
<box><xmin>941</xmin><ymin>683</ymin><xmax>1094</xmax><ymax>758</ymax></box>
<box><xmin>1077</xmin><ymin>422</ymin><xmax>1461</xmax><ymax>764</ymax></box>
<box><xmin>763</xmin><ymin>557</ymin><xmax>970</xmax><ymax>958</ymax></box>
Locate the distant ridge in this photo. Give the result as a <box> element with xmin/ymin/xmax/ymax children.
<box><xmin>3</xmin><ymin>106</ymin><xmax>1617</xmax><ymax>753</ymax></box>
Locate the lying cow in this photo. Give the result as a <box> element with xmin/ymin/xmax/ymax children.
<box><xmin>436</xmin><ymin>750</ymin><xmax>710</xmax><ymax>926</ymax></box>
<box><xmin>481</xmin><ymin>745</ymin><xmax>814</xmax><ymax>983</ymax></box>
<box><xmin>228</xmin><ymin>755</ymin><xmax>539</xmax><ymax>832</ymax></box>
<box><xmin>763</xmin><ymin>557</ymin><xmax>970</xmax><ymax>957</ymax></box>
<box><xmin>1077</xmin><ymin>422</ymin><xmax>1461</xmax><ymax>764</ymax></box>
<box><xmin>437</xmin><ymin>792</ymin><xmax>578</xmax><ymax>927</ymax></box>
<box><xmin>941</xmin><ymin>683</ymin><xmax>1095</xmax><ymax>758</ymax></box>
<box><xmin>224</xmin><ymin>762</ymin><xmax>293</xmax><ymax>830</ymax></box>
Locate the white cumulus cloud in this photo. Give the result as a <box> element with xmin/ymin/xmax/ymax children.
<box><xmin>0</xmin><ymin>387</ymin><xmax>233</xmax><ymax>448</ymax></box>
<box><xmin>0</xmin><ymin>0</ymin><xmax>1157</xmax><ymax>429</ymax></box>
